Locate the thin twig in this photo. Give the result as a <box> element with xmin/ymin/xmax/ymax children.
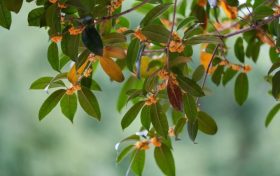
<box><xmin>94</xmin><ymin>0</ymin><xmax>151</xmax><ymax>24</ymax></box>
<box><xmin>165</xmin><ymin>0</ymin><xmax>178</xmax><ymax>69</ymax></box>
<box><xmin>196</xmin><ymin>45</ymin><xmax>220</xmax><ymax>105</ymax></box>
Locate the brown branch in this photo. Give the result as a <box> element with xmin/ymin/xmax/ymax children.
<box><xmin>94</xmin><ymin>0</ymin><xmax>151</xmax><ymax>24</ymax></box>
<box><xmin>196</xmin><ymin>45</ymin><xmax>220</xmax><ymax>105</ymax></box>
<box><xmin>223</xmin><ymin>13</ymin><xmax>280</xmax><ymax>38</ymax></box>
<box><xmin>165</xmin><ymin>0</ymin><xmax>178</xmax><ymax>69</ymax></box>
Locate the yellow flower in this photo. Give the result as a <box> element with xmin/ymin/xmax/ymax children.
<box><xmin>135</xmin><ymin>140</ymin><xmax>150</xmax><ymax>150</ymax></box>
<box><xmin>145</xmin><ymin>94</ymin><xmax>157</xmax><ymax>106</ymax></box>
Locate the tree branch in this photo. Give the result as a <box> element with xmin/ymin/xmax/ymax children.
<box><xmin>165</xmin><ymin>0</ymin><xmax>178</xmax><ymax>69</ymax></box>
<box><xmin>94</xmin><ymin>0</ymin><xmax>151</xmax><ymax>24</ymax></box>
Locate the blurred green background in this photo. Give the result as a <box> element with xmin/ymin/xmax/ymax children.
<box><xmin>1</xmin><ymin>1</ymin><xmax>280</xmax><ymax>176</ymax></box>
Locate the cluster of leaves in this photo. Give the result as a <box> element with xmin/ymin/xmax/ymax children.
<box><xmin>1</xmin><ymin>0</ymin><xmax>280</xmax><ymax>175</ymax></box>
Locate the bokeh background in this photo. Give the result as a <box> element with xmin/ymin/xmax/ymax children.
<box><xmin>1</xmin><ymin>1</ymin><xmax>280</xmax><ymax>176</ymax></box>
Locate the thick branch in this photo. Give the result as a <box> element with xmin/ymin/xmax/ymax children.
<box><xmin>94</xmin><ymin>0</ymin><xmax>151</xmax><ymax>23</ymax></box>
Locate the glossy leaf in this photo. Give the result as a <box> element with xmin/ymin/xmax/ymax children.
<box><xmin>39</xmin><ymin>89</ymin><xmax>66</xmax><ymax>120</ymax></box>
<box><xmin>154</xmin><ymin>144</ymin><xmax>175</xmax><ymax>176</ymax></box>
<box><xmin>141</xmin><ymin>105</ymin><xmax>151</xmax><ymax>130</ymax></box>
<box><xmin>197</xmin><ymin>111</ymin><xmax>218</xmax><ymax>135</ymax></box>
<box><xmin>272</xmin><ymin>71</ymin><xmax>280</xmax><ymax>100</ymax></box>
<box><xmin>3</xmin><ymin>0</ymin><xmax>23</xmax><ymax>13</ymax></box>
<box><xmin>60</xmin><ymin>93</ymin><xmax>77</xmax><ymax>122</ymax></box>
<box><xmin>150</xmin><ymin>103</ymin><xmax>169</xmax><ymax>138</ymax></box>
<box><xmin>0</xmin><ymin>1</ymin><xmax>11</xmax><ymax>29</ymax></box>
<box><xmin>177</xmin><ymin>76</ymin><xmax>205</xmax><ymax>97</ymax></box>
<box><xmin>30</xmin><ymin>77</ymin><xmax>65</xmax><ymax>89</ymax></box>
<box><xmin>234</xmin><ymin>37</ymin><xmax>245</xmax><ymax>63</ymax></box>
<box><xmin>183</xmin><ymin>94</ymin><xmax>197</xmax><ymax>121</ymax></box>
<box><xmin>131</xmin><ymin>150</ymin><xmax>145</xmax><ymax>176</ymax></box>
<box><xmin>187</xmin><ymin>120</ymin><xmax>198</xmax><ymax>142</ymax></box>
<box><xmin>116</xmin><ymin>145</ymin><xmax>134</xmax><ymax>163</ymax></box>
<box><xmin>48</xmin><ymin>42</ymin><xmax>60</xmax><ymax>72</ymax></box>
<box><xmin>265</xmin><ymin>103</ymin><xmax>280</xmax><ymax>127</ymax></box>
<box><xmin>235</xmin><ymin>73</ymin><xmax>249</xmax><ymax>105</ymax></box>
<box><xmin>121</xmin><ymin>101</ymin><xmax>145</xmax><ymax>129</ymax></box>
<box><xmin>78</xmin><ymin>87</ymin><xmax>101</xmax><ymax>120</ymax></box>
<box><xmin>61</xmin><ymin>34</ymin><xmax>80</xmax><ymax>60</ymax></box>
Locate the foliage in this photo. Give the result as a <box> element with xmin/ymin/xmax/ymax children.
<box><xmin>1</xmin><ymin>0</ymin><xmax>280</xmax><ymax>175</ymax></box>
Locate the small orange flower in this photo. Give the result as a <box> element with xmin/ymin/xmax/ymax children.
<box><xmin>219</xmin><ymin>0</ymin><xmax>238</xmax><ymax>19</ymax></box>
<box><xmin>169</xmin><ymin>73</ymin><xmax>178</xmax><ymax>85</ymax></box>
<box><xmin>150</xmin><ymin>137</ymin><xmax>161</xmax><ymax>147</ymax></box>
<box><xmin>243</xmin><ymin>65</ymin><xmax>252</xmax><ymax>73</ymax></box>
<box><xmin>158</xmin><ymin>69</ymin><xmax>169</xmax><ymax>80</ymax></box>
<box><xmin>230</xmin><ymin>64</ymin><xmax>242</xmax><ymax>71</ymax></box>
<box><xmin>169</xmin><ymin>33</ymin><xmax>185</xmax><ymax>53</ymax></box>
<box><xmin>69</xmin><ymin>26</ymin><xmax>85</xmax><ymax>35</ymax></box>
<box><xmin>83</xmin><ymin>68</ymin><xmax>93</xmax><ymax>78</ymax></box>
<box><xmin>157</xmin><ymin>81</ymin><xmax>168</xmax><ymax>91</ymax></box>
<box><xmin>145</xmin><ymin>94</ymin><xmax>157</xmax><ymax>106</ymax></box>
<box><xmin>116</xmin><ymin>27</ymin><xmax>128</xmax><ymax>33</ymax></box>
<box><xmin>135</xmin><ymin>140</ymin><xmax>150</xmax><ymax>150</ymax></box>
<box><xmin>109</xmin><ymin>0</ymin><xmax>124</xmax><ymax>14</ymax></box>
<box><xmin>198</xmin><ymin>0</ymin><xmax>207</xmax><ymax>7</ymax></box>
<box><xmin>58</xmin><ymin>2</ymin><xmax>67</xmax><ymax>8</ymax></box>
<box><xmin>168</xmin><ymin>127</ymin><xmax>175</xmax><ymax>137</ymax></box>
<box><xmin>134</xmin><ymin>28</ymin><xmax>147</xmax><ymax>42</ymax></box>
<box><xmin>88</xmin><ymin>53</ymin><xmax>97</xmax><ymax>62</ymax></box>
<box><xmin>49</xmin><ymin>0</ymin><xmax>57</xmax><ymax>4</ymax></box>
<box><xmin>219</xmin><ymin>60</ymin><xmax>229</xmax><ymax>66</ymax></box>
<box><xmin>66</xmin><ymin>84</ymin><xmax>81</xmax><ymax>95</ymax></box>
<box><xmin>51</xmin><ymin>35</ymin><xmax>62</xmax><ymax>43</ymax></box>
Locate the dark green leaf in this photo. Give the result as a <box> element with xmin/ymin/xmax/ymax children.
<box><xmin>30</xmin><ymin>76</ymin><xmax>65</xmax><ymax>89</ymax></box>
<box><xmin>154</xmin><ymin>144</ymin><xmax>175</xmax><ymax>176</ymax></box>
<box><xmin>197</xmin><ymin>111</ymin><xmax>218</xmax><ymax>135</ymax></box>
<box><xmin>253</xmin><ymin>6</ymin><xmax>274</xmax><ymax>20</ymax></box>
<box><xmin>141</xmin><ymin>24</ymin><xmax>170</xmax><ymax>43</ymax></box>
<box><xmin>0</xmin><ymin>1</ymin><xmax>11</xmax><ymax>29</ymax></box>
<box><xmin>28</xmin><ymin>7</ymin><xmax>45</xmax><ymax>26</ymax></box>
<box><xmin>121</xmin><ymin>101</ymin><xmax>145</xmax><ymax>129</ymax></box>
<box><xmin>127</xmin><ymin>38</ymin><xmax>140</xmax><ymax>72</ymax></box>
<box><xmin>150</xmin><ymin>103</ymin><xmax>169</xmax><ymax>138</ymax></box>
<box><xmin>272</xmin><ymin>71</ymin><xmax>280</xmax><ymax>100</ymax></box>
<box><xmin>187</xmin><ymin>120</ymin><xmax>198</xmax><ymax>142</ymax></box>
<box><xmin>174</xmin><ymin>117</ymin><xmax>186</xmax><ymax>137</ymax></box>
<box><xmin>61</xmin><ymin>34</ymin><xmax>80</xmax><ymax>60</ymax></box>
<box><xmin>211</xmin><ymin>65</ymin><xmax>224</xmax><ymax>86</ymax></box>
<box><xmin>60</xmin><ymin>93</ymin><xmax>77</xmax><ymax>122</ymax></box>
<box><xmin>235</xmin><ymin>73</ymin><xmax>249</xmax><ymax>105</ymax></box>
<box><xmin>140</xmin><ymin>3</ymin><xmax>172</xmax><ymax>26</ymax></box>
<box><xmin>39</xmin><ymin>89</ymin><xmax>66</xmax><ymax>120</ymax></box>
<box><xmin>177</xmin><ymin>76</ymin><xmax>205</xmax><ymax>97</ymax></box>
<box><xmin>265</xmin><ymin>103</ymin><xmax>280</xmax><ymax>127</ymax></box>
<box><xmin>234</xmin><ymin>37</ymin><xmax>245</xmax><ymax>63</ymax></box>
<box><xmin>131</xmin><ymin>150</ymin><xmax>145</xmax><ymax>176</ymax></box>
<box><xmin>192</xmin><ymin>65</ymin><xmax>205</xmax><ymax>82</ymax></box>
<box><xmin>222</xmin><ymin>68</ymin><xmax>238</xmax><ymax>86</ymax></box>
<box><xmin>78</xmin><ymin>87</ymin><xmax>101</xmax><ymax>120</ymax></box>
<box><xmin>116</xmin><ymin>145</ymin><xmax>134</xmax><ymax>163</ymax></box>
<box><xmin>141</xmin><ymin>105</ymin><xmax>151</xmax><ymax>130</ymax></box>
<box><xmin>183</xmin><ymin>94</ymin><xmax>197</xmax><ymax>121</ymax></box>
<box><xmin>3</xmin><ymin>0</ymin><xmax>23</xmax><ymax>13</ymax></box>
<box><xmin>48</xmin><ymin>42</ymin><xmax>60</xmax><ymax>72</ymax></box>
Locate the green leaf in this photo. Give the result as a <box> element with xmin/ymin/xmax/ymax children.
<box><xmin>46</xmin><ymin>4</ymin><xmax>61</xmax><ymax>35</ymax></box>
<box><xmin>177</xmin><ymin>76</ymin><xmax>205</xmax><ymax>97</ymax></box>
<box><xmin>141</xmin><ymin>24</ymin><xmax>170</xmax><ymax>43</ymax></box>
<box><xmin>265</xmin><ymin>103</ymin><xmax>280</xmax><ymax>127</ymax></box>
<box><xmin>150</xmin><ymin>103</ymin><xmax>169</xmax><ymax>138</ymax></box>
<box><xmin>187</xmin><ymin>119</ymin><xmax>198</xmax><ymax>142</ymax></box>
<box><xmin>197</xmin><ymin>111</ymin><xmax>218</xmax><ymax>135</ymax></box>
<box><xmin>268</xmin><ymin>62</ymin><xmax>280</xmax><ymax>76</ymax></box>
<box><xmin>127</xmin><ymin>38</ymin><xmax>140</xmax><ymax>72</ymax></box>
<box><xmin>121</xmin><ymin>101</ymin><xmax>145</xmax><ymax>129</ymax></box>
<box><xmin>60</xmin><ymin>93</ymin><xmax>77</xmax><ymax>122</ymax></box>
<box><xmin>48</xmin><ymin>42</ymin><xmax>60</xmax><ymax>72</ymax></box>
<box><xmin>174</xmin><ymin>117</ymin><xmax>187</xmax><ymax>137</ymax></box>
<box><xmin>28</xmin><ymin>7</ymin><xmax>45</xmax><ymax>27</ymax></box>
<box><xmin>226</xmin><ymin>0</ymin><xmax>239</xmax><ymax>6</ymax></box>
<box><xmin>78</xmin><ymin>87</ymin><xmax>101</xmax><ymax>120</ymax></box>
<box><xmin>272</xmin><ymin>71</ymin><xmax>280</xmax><ymax>100</ymax></box>
<box><xmin>39</xmin><ymin>89</ymin><xmax>66</xmax><ymax>120</ymax></box>
<box><xmin>192</xmin><ymin>65</ymin><xmax>205</xmax><ymax>82</ymax></box>
<box><xmin>222</xmin><ymin>68</ymin><xmax>238</xmax><ymax>86</ymax></box>
<box><xmin>253</xmin><ymin>6</ymin><xmax>274</xmax><ymax>20</ymax></box>
<box><xmin>177</xmin><ymin>16</ymin><xmax>197</xmax><ymax>30</ymax></box>
<box><xmin>82</xmin><ymin>25</ymin><xmax>103</xmax><ymax>56</ymax></box>
<box><xmin>76</xmin><ymin>49</ymin><xmax>90</xmax><ymax>69</ymax></box>
<box><xmin>61</xmin><ymin>33</ymin><xmax>80</xmax><ymax>61</ymax></box>
<box><xmin>178</xmin><ymin>0</ymin><xmax>187</xmax><ymax>16</ymax></box>
<box><xmin>131</xmin><ymin>150</ymin><xmax>145</xmax><ymax>176</ymax></box>
<box><xmin>0</xmin><ymin>1</ymin><xmax>11</xmax><ymax>29</ymax></box>
<box><xmin>154</xmin><ymin>144</ymin><xmax>175</xmax><ymax>176</ymax></box>
<box><xmin>234</xmin><ymin>37</ymin><xmax>245</xmax><ymax>63</ymax></box>
<box><xmin>102</xmin><ymin>32</ymin><xmax>126</xmax><ymax>45</ymax></box>
<box><xmin>185</xmin><ymin>35</ymin><xmax>223</xmax><ymax>45</ymax></box>
<box><xmin>116</xmin><ymin>145</ymin><xmax>134</xmax><ymax>163</ymax></box>
<box><xmin>234</xmin><ymin>73</ymin><xmax>249</xmax><ymax>105</ymax></box>
<box><xmin>30</xmin><ymin>76</ymin><xmax>65</xmax><ymax>89</ymax></box>
<box><xmin>183</xmin><ymin>94</ymin><xmax>197</xmax><ymax>121</ymax></box>
<box><xmin>141</xmin><ymin>105</ymin><xmax>151</xmax><ymax>130</ymax></box>
<box><xmin>211</xmin><ymin>65</ymin><xmax>224</xmax><ymax>86</ymax></box>
<box><xmin>140</xmin><ymin>3</ymin><xmax>172</xmax><ymax>27</ymax></box>
<box><xmin>3</xmin><ymin>0</ymin><xmax>23</xmax><ymax>13</ymax></box>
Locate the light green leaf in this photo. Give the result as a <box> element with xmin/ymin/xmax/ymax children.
<box><xmin>121</xmin><ymin>101</ymin><xmax>145</xmax><ymax>129</ymax></box>
<box><xmin>60</xmin><ymin>93</ymin><xmax>77</xmax><ymax>122</ymax></box>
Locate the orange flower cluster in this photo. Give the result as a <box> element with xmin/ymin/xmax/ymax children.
<box><xmin>109</xmin><ymin>0</ymin><xmax>124</xmax><ymax>14</ymax></box>
<box><xmin>169</xmin><ymin>32</ymin><xmax>185</xmax><ymax>53</ymax></box>
<box><xmin>145</xmin><ymin>94</ymin><xmax>157</xmax><ymax>106</ymax></box>
<box><xmin>157</xmin><ymin>70</ymin><xmax>179</xmax><ymax>91</ymax></box>
<box><xmin>168</xmin><ymin>127</ymin><xmax>175</xmax><ymax>137</ymax></box>
<box><xmin>150</xmin><ymin>137</ymin><xmax>161</xmax><ymax>147</ymax></box>
<box><xmin>58</xmin><ymin>2</ymin><xmax>67</xmax><ymax>9</ymax></box>
<box><xmin>83</xmin><ymin>68</ymin><xmax>93</xmax><ymax>78</ymax></box>
<box><xmin>220</xmin><ymin>0</ymin><xmax>238</xmax><ymax>19</ymax></box>
<box><xmin>88</xmin><ymin>53</ymin><xmax>97</xmax><ymax>62</ymax></box>
<box><xmin>66</xmin><ymin>84</ymin><xmax>81</xmax><ymax>95</ymax></box>
<box><xmin>218</xmin><ymin>60</ymin><xmax>252</xmax><ymax>73</ymax></box>
<box><xmin>49</xmin><ymin>0</ymin><xmax>57</xmax><ymax>3</ymax></box>
<box><xmin>134</xmin><ymin>28</ymin><xmax>147</xmax><ymax>42</ymax></box>
<box><xmin>135</xmin><ymin>140</ymin><xmax>150</xmax><ymax>150</ymax></box>
<box><xmin>69</xmin><ymin>26</ymin><xmax>85</xmax><ymax>35</ymax></box>
<box><xmin>51</xmin><ymin>35</ymin><xmax>62</xmax><ymax>43</ymax></box>
<box><xmin>197</xmin><ymin>0</ymin><xmax>207</xmax><ymax>7</ymax></box>
<box><xmin>116</xmin><ymin>27</ymin><xmax>128</xmax><ymax>33</ymax></box>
